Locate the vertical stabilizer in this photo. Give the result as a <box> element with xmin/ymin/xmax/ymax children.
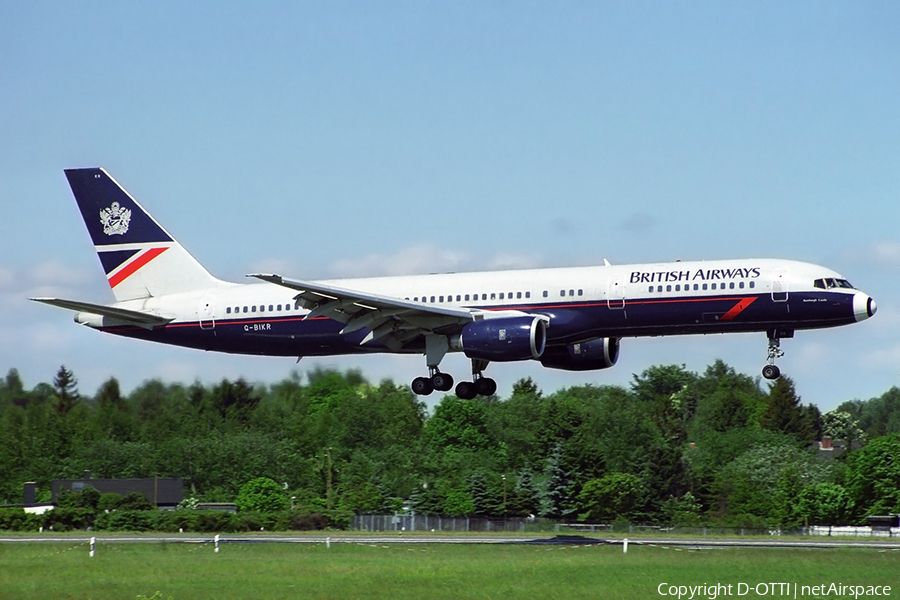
<box><xmin>64</xmin><ymin>168</ymin><xmax>222</xmax><ymax>302</ymax></box>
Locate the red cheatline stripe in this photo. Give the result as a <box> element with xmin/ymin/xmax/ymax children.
<box><xmin>720</xmin><ymin>297</ymin><xmax>757</xmax><ymax>321</ymax></box>
<box><xmin>108</xmin><ymin>247</ymin><xmax>169</xmax><ymax>288</ymax></box>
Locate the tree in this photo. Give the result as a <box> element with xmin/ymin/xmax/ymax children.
<box><xmin>795</xmin><ymin>483</ymin><xmax>852</xmax><ymax>526</ymax></box>
<box><xmin>822</xmin><ymin>411</ymin><xmax>866</xmax><ymax>448</ymax></box>
<box><xmin>761</xmin><ymin>377</ymin><xmax>813</xmax><ymax>443</ymax></box>
<box><xmin>52</xmin><ymin>366</ymin><xmax>79</xmax><ymax>416</ymax></box>
<box><xmin>845</xmin><ymin>434</ymin><xmax>900</xmax><ymax>517</ymax></box>
<box><xmin>577</xmin><ymin>472</ymin><xmax>645</xmax><ymax>522</ymax></box>
<box><xmin>541</xmin><ymin>442</ymin><xmax>574</xmax><ymax>519</ymax></box>
<box><xmin>661</xmin><ymin>492</ymin><xmax>702</xmax><ymax>526</ymax></box>
<box><xmin>236</xmin><ymin>477</ymin><xmax>288</xmax><ymax>513</ymax></box>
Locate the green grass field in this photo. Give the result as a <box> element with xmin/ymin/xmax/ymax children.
<box><xmin>1</xmin><ymin>541</ymin><xmax>897</xmax><ymax>600</ymax></box>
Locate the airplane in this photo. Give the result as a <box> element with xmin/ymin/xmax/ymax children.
<box><xmin>33</xmin><ymin>168</ymin><xmax>877</xmax><ymax>400</ymax></box>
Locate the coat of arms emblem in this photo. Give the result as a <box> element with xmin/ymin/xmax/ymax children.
<box><xmin>100</xmin><ymin>201</ymin><xmax>132</xmax><ymax>236</ymax></box>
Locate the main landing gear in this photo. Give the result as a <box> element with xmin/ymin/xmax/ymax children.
<box><xmin>411</xmin><ymin>367</ymin><xmax>454</xmax><ymax>396</ymax></box>
<box><xmin>762</xmin><ymin>329</ymin><xmax>792</xmax><ymax>380</ymax></box>
<box><xmin>410</xmin><ymin>359</ymin><xmax>496</xmax><ymax>399</ymax></box>
<box><xmin>453</xmin><ymin>359</ymin><xmax>496</xmax><ymax>400</ymax></box>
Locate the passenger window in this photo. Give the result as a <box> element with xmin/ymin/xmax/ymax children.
<box><xmin>252</xmin><ymin>306</ymin><xmax>257</xmax><ymax>313</ymax></box>
<box><xmin>525</xmin><ymin>291</ymin><xmax>530</xmax><ymax>298</ymax></box>
<box><xmin>243</xmin><ymin>306</ymin><xmax>248</xmax><ymax>313</ymax></box>
<box><xmin>702</xmin><ymin>284</ymin><xmax>708</xmax><ymax>291</ymax></box>
<box><xmin>464</xmin><ymin>294</ymin><xmax>469</xmax><ymax>301</ymax></box>
<box><xmin>675</xmin><ymin>285</ymin><xmax>681</xmax><ymax>292</ymax></box>
<box><xmin>577</xmin><ymin>289</ymin><xmax>583</xmax><ymax>296</ymax></box>
<box><xmin>482</xmin><ymin>294</ymin><xmax>487</xmax><ymax>300</ymax></box>
<box><xmin>439</xmin><ymin>296</ymin><xmax>444</xmax><ymax>302</ymax></box>
<box><xmin>693</xmin><ymin>284</ymin><xmax>699</xmax><ymax>291</ymax></box>
<box><xmin>666</xmin><ymin>285</ymin><xmax>671</xmax><ymax>292</ymax></box>
<box><xmin>226</xmin><ymin>307</ymin><xmax>231</xmax><ymax>314</ymax></box>
<box><xmin>430</xmin><ymin>296</ymin><xmax>435</xmax><ymax>303</ymax></box>
<box><xmin>729</xmin><ymin>282</ymin><xmax>735</xmax><ymax>290</ymax></box>
<box><xmin>269</xmin><ymin>304</ymin><xmax>274</xmax><ymax>311</ymax></box>
<box><xmin>456</xmin><ymin>295</ymin><xmax>461</xmax><ymax>301</ymax></box>
<box><xmin>542</xmin><ymin>291</ymin><xmax>548</xmax><ymax>298</ymax></box>
<box><xmin>569</xmin><ymin>289</ymin><xmax>574</xmax><ymax>296</ymax></box>
<box><xmin>649</xmin><ymin>286</ymin><xmax>654</xmax><ymax>293</ymax></box>
<box><xmin>749</xmin><ymin>281</ymin><xmax>755</xmax><ymax>289</ymax></box>
<box><xmin>499</xmin><ymin>293</ymin><xmax>504</xmax><ymax>300</ymax></box>
<box><xmin>490</xmin><ymin>293</ymin><xmax>496</xmax><ymax>300</ymax></box>
<box><xmin>517</xmin><ymin>292</ymin><xmax>522</xmax><ymax>299</ymax></box>
<box><xmin>560</xmin><ymin>290</ymin><xmax>565</xmax><ymax>297</ymax></box>
<box><xmin>739</xmin><ymin>282</ymin><xmax>744</xmax><ymax>289</ymax></box>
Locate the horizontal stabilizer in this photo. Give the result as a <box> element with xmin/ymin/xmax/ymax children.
<box><xmin>30</xmin><ymin>297</ymin><xmax>173</xmax><ymax>328</ymax></box>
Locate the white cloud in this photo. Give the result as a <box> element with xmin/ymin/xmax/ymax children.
<box><xmin>0</xmin><ymin>266</ymin><xmax>14</xmax><ymax>290</ymax></box>
<box><xmin>871</xmin><ymin>241</ymin><xmax>900</xmax><ymax>267</ymax></box>
<box><xmin>329</xmin><ymin>245</ymin><xmax>471</xmax><ymax>278</ymax></box>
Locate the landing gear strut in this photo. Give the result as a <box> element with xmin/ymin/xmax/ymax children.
<box><xmin>762</xmin><ymin>329</ymin><xmax>791</xmax><ymax>380</ymax></box>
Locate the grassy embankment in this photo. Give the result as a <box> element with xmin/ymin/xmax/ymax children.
<box><xmin>0</xmin><ymin>542</ymin><xmax>897</xmax><ymax>600</ymax></box>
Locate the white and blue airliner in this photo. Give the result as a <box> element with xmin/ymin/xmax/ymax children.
<box><xmin>34</xmin><ymin>168</ymin><xmax>877</xmax><ymax>399</ymax></box>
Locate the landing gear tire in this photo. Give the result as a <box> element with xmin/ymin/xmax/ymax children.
<box><xmin>455</xmin><ymin>381</ymin><xmax>477</xmax><ymax>400</ymax></box>
<box><xmin>475</xmin><ymin>377</ymin><xmax>497</xmax><ymax>397</ymax></box>
<box><xmin>412</xmin><ymin>376</ymin><xmax>434</xmax><ymax>395</ymax></box>
<box><xmin>762</xmin><ymin>364</ymin><xmax>781</xmax><ymax>380</ymax></box>
<box><xmin>432</xmin><ymin>372</ymin><xmax>454</xmax><ymax>392</ymax></box>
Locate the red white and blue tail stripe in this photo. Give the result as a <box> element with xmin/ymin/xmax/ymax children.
<box><xmin>64</xmin><ymin>168</ymin><xmax>222</xmax><ymax>302</ymax></box>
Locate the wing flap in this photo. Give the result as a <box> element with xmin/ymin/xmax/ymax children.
<box><xmin>249</xmin><ymin>273</ymin><xmax>479</xmax><ymax>349</ymax></box>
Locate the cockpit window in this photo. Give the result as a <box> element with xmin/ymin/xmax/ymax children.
<box><xmin>814</xmin><ymin>278</ymin><xmax>855</xmax><ymax>290</ymax></box>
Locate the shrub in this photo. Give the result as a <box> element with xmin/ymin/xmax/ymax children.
<box><xmin>42</xmin><ymin>507</ymin><xmax>93</xmax><ymax>531</ymax></box>
<box><xmin>0</xmin><ymin>508</ymin><xmax>40</xmax><ymax>531</ymax></box>
<box><xmin>95</xmin><ymin>510</ymin><xmax>154</xmax><ymax>532</ymax></box>
<box><xmin>236</xmin><ymin>478</ymin><xmax>288</xmax><ymax>513</ymax></box>
<box><xmin>98</xmin><ymin>492</ymin><xmax>123</xmax><ymax>512</ymax></box>
<box><xmin>118</xmin><ymin>491</ymin><xmax>155</xmax><ymax>511</ymax></box>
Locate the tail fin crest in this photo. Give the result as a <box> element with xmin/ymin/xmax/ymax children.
<box><xmin>64</xmin><ymin>168</ymin><xmax>222</xmax><ymax>302</ymax></box>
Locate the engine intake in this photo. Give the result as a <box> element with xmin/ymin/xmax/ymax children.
<box><xmin>460</xmin><ymin>316</ymin><xmax>547</xmax><ymax>362</ymax></box>
<box><xmin>540</xmin><ymin>337</ymin><xmax>620</xmax><ymax>371</ymax></box>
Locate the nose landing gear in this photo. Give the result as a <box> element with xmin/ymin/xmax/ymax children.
<box><xmin>762</xmin><ymin>329</ymin><xmax>792</xmax><ymax>380</ymax></box>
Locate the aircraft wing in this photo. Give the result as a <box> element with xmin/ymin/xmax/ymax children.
<box><xmin>250</xmin><ymin>273</ymin><xmax>480</xmax><ymax>351</ymax></box>
<box><xmin>31</xmin><ymin>298</ymin><xmax>174</xmax><ymax>328</ymax></box>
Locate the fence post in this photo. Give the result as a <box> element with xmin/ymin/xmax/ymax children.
<box><xmin>90</xmin><ymin>537</ymin><xmax>95</xmax><ymax>558</ymax></box>
<box><xmin>214</xmin><ymin>534</ymin><xmax>220</xmax><ymax>553</ymax></box>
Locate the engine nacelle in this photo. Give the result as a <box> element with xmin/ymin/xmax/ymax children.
<box><xmin>460</xmin><ymin>316</ymin><xmax>547</xmax><ymax>362</ymax></box>
<box><xmin>539</xmin><ymin>337</ymin><xmax>620</xmax><ymax>371</ymax></box>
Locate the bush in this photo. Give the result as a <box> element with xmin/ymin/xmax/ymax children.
<box><xmin>236</xmin><ymin>478</ymin><xmax>288</xmax><ymax>513</ymax></box>
<box><xmin>42</xmin><ymin>507</ymin><xmax>94</xmax><ymax>531</ymax></box>
<box><xmin>0</xmin><ymin>508</ymin><xmax>40</xmax><ymax>531</ymax></box>
<box><xmin>98</xmin><ymin>492</ymin><xmax>123</xmax><ymax>512</ymax></box>
<box><xmin>95</xmin><ymin>510</ymin><xmax>155</xmax><ymax>532</ymax></box>
<box><xmin>118</xmin><ymin>491</ymin><xmax>155</xmax><ymax>511</ymax></box>
<box><xmin>285</xmin><ymin>512</ymin><xmax>328</xmax><ymax>531</ymax></box>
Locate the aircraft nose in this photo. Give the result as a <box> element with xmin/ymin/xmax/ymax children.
<box><xmin>853</xmin><ymin>292</ymin><xmax>877</xmax><ymax>322</ymax></box>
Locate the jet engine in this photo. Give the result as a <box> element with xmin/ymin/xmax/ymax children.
<box><xmin>459</xmin><ymin>316</ymin><xmax>547</xmax><ymax>362</ymax></box>
<box><xmin>539</xmin><ymin>337</ymin><xmax>620</xmax><ymax>371</ymax></box>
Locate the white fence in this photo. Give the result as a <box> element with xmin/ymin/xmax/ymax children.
<box><xmin>353</xmin><ymin>514</ymin><xmax>529</xmax><ymax>533</ymax></box>
<box><xmin>808</xmin><ymin>525</ymin><xmax>900</xmax><ymax>537</ymax></box>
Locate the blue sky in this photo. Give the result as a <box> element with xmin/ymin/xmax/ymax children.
<box><xmin>1</xmin><ymin>2</ymin><xmax>898</xmax><ymax>411</ymax></box>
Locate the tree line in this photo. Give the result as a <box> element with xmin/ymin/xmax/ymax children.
<box><xmin>1</xmin><ymin>361</ymin><xmax>898</xmax><ymax>528</ymax></box>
